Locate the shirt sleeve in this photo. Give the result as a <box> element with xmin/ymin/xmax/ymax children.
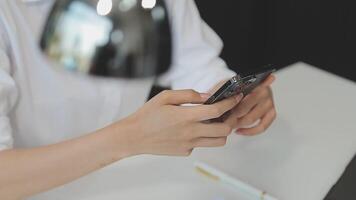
<box><xmin>158</xmin><ymin>0</ymin><xmax>237</xmax><ymax>93</ymax></box>
<box><xmin>0</xmin><ymin>22</ymin><xmax>18</xmax><ymax>151</ymax></box>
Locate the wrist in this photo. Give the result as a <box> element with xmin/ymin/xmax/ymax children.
<box><xmin>104</xmin><ymin>117</ymin><xmax>141</xmax><ymax>159</ymax></box>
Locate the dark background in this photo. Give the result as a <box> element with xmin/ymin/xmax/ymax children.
<box><xmin>194</xmin><ymin>0</ymin><xmax>356</xmax><ymax>199</ymax></box>
<box><xmin>195</xmin><ymin>0</ymin><xmax>356</xmax><ymax>81</ymax></box>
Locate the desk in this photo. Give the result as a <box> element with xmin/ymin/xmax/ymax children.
<box><xmin>31</xmin><ymin>63</ymin><xmax>356</xmax><ymax>200</ymax></box>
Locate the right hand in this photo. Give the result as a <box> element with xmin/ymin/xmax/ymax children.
<box><xmin>115</xmin><ymin>90</ymin><xmax>243</xmax><ymax>157</ymax></box>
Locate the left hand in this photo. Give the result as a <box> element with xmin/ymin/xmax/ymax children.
<box><xmin>211</xmin><ymin>75</ymin><xmax>277</xmax><ymax>136</ymax></box>
<box><xmin>229</xmin><ymin>75</ymin><xmax>277</xmax><ymax>136</ymax></box>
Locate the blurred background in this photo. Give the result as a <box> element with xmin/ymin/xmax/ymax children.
<box><xmin>195</xmin><ymin>0</ymin><xmax>356</xmax><ymax>81</ymax></box>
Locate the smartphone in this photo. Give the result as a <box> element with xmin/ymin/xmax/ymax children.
<box><xmin>204</xmin><ymin>65</ymin><xmax>276</xmax><ymax>121</ymax></box>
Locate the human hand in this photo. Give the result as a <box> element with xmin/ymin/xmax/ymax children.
<box><xmin>225</xmin><ymin>75</ymin><xmax>277</xmax><ymax>136</ymax></box>
<box><xmin>115</xmin><ymin>90</ymin><xmax>243</xmax><ymax>156</ymax></box>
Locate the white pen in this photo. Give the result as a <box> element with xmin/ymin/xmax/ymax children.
<box><xmin>194</xmin><ymin>161</ymin><xmax>279</xmax><ymax>200</ymax></box>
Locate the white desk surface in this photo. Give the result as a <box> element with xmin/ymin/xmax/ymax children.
<box><xmin>31</xmin><ymin>63</ymin><xmax>356</xmax><ymax>200</ymax></box>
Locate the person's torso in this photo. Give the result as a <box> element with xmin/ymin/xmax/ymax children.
<box><xmin>0</xmin><ymin>0</ymin><xmax>154</xmax><ymax>148</ymax></box>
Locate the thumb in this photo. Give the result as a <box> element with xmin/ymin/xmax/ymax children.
<box><xmin>154</xmin><ymin>90</ymin><xmax>210</xmax><ymax>105</ymax></box>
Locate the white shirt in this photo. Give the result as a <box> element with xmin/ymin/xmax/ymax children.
<box><xmin>0</xmin><ymin>0</ymin><xmax>236</xmax><ymax>150</ymax></box>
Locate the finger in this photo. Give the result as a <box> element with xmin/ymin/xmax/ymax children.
<box><xmin>193</xmin><ymin>137</ymin><xmax>228</xmax><ymax>148</ymax></box>
<box><xmin>248</xmin><ymin>75</ymin><xmax>275</xmax><ymax>96</ymax></box>
<box><xmin>224</xmin><ymin>112</ymin><xmax>239</xmax><ymax>128</ymax></box>
<box><xmin>235</xmin><ymin>99</ymin><xmax>274</xmax><ymax>128</ymax></box>
<box><xmin>233</xmin><ymin>94</ymin><xmax>259</xmax><ymax>118</ymax></box>
<box><xmin>193</xmin><ymin>123</ymin><xmax>233</xmax><ymax>138</ymax></box>
<box><xmin>260</xmin><ymin>75</ymin><xmax>276</xmax><ymax>88</ymax></box>
<box><xmin>190</xmin><ymin>94</ymin><xmax>244</xmax><ymax>121</ymax></box>
<box><xmin>153</xmin><ymin>90</ymin><xmax>210</xmax><ymax>105</ymax></box>
<box><xmin>236</xmin><ymin>108</ymin><xmax>277</xmax><ymax>136</ymax></box>
<box><xmin>234</xmin><ymin>85</ymin><xmax>273</xmax><ymax>118</ymax></box>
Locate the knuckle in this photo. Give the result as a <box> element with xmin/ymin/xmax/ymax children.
<box><xmin>242</xmin><ymin>117</ymin><xmax>255</xmax><ymax>126</ymax></box>
<box><xmin>236</xmin><ymin>108</ymin><xmax>248</xmax><ymax>118</ymax></box>
<box><xmin>187</xmin><ymin>89</ymin><xmax>198</xmax><ymax>97</ymax></box>
<box><xmin>160</xmin><ymin>90</ymin><xmax>171</xmax><ymax>99</ymax></box>
<box><xmin>160</xmin><ymin>90</ymin><xmax>170</xmax><ymax>96</ymax></box>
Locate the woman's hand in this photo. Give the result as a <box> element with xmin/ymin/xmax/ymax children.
<box><xmin>226</xmin><ymin>75</ymin><xmax>277</xmax><ymax>136</ymax></box>
<box><xmin>115</xmin><ymin>90</ymin><xmax>243</xmax><ymax>156</ymax></box>
<box><xmin>0</xmin><ymin>90</ymin><xmax>242</xmax><ymax>199</ymax></box>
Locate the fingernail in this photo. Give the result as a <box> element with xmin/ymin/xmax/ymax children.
<box><xmin>200</xmin><ymin>93</ymin><xmax>211</xmax><ymax>99</ymax></box>
<box><xmin>235</xmin><ymin>93</ymin><xmax>244</xmax><ymax>102</ymax></box>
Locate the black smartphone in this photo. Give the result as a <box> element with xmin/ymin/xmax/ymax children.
<box><xmin>204</xmin><ymin>65</ymin><xmax>276</xmax><ymax>121</ymax></box>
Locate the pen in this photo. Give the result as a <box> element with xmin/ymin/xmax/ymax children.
<box><xmin>194</xmin><ymin>161</ymin><xmax>279</xmax><ymax>200</ymax></box>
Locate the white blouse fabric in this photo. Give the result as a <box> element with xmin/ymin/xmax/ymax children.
<box><xmin>0</xmin><ymin>0</ymin><xmax>236</xmax><ymax>150</ymax></box>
